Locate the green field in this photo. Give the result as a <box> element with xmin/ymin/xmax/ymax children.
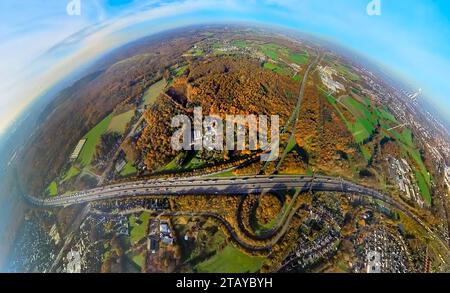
<box><xmin>409</xmin><ymin>147</ymin><xmax>430</xmax><ymax>185</ymax></box>
<box><xmin>341</xmin><ymin>96</ymin><xmax>377</xmax><ymax>137</ymax></box>
<box><xmin>285</xmin><ymin>136</ymin><xmax>297</xmax><ymax>154</ymax></box>
<box><xmin>336</xmin><ymin>64</ymin><xmax>360</xmax><ymax>81</ymax></box>
<box><xmin>195</xmin><ymin>245</ymin><xmax>265</xmax><ymax>273</ymax></box>
<box><xmin>192</xmin><ymin>48</ymin><xmax>204</xmax><ymax>56</ymax></box>
<box><xmin>322</xmin><ymin>91</ymin><xmax>375</xmax><ymax>144</ymax></box>
<box><xmin>233</xmin><ymin>40</ymin><xmax>248</xmax><ymax>48</ymax></box>
<box><xmin>46</xmin><ymin>181</ymin><xmax>58</xmax><ymax>197</ymax></box>
<box><xmin>183</xmin><ymin>156</ymin><xmax>205</xmax><ymax>170</ymax></box>
<box><xmin>261</xmin><ymin>43</ymin><xmax>280</xmax><ymax>60</ymax></box>
<box><xmin>400</xmin><ymin>129</ymin><xmax>414</xmax><ymax>147</ymax></box>
<box><xmin>375</xmin><ymin>106</ymin><xmax>398</xmax><ymax>124</ymax></box>
<box><xmin>160</xmin><ymin>156</ymin><xmax>180</xmax><ymax>172</ymax></box>
<box><xmin>211</xmin><ymin>169</ymin><xmax>235</xmax><ymax>177</ymax></box>
<box><xmin>61</xmin><ymin>166</ymin><xmax>80</xmax><ymax>183</ymax></box>
<box><xmin>391</xmin><ymin>129</ymin><xmax>431</xmax><ymax>184</ymax></box>
<box><xmin>263</xmin><ymin>62</ymin><xmax>289</xmax><ymax>76</ymax></box>
<box><xmin>260</xmin><ymin>44</ymin><xmax>310</xmax><ymax>76</ymax></box>
<box><xmin>261</xmin><ymin>43</ymin><xmax>308</xmax><ymax>67</ymax></box>
<box><xmin>182</xmin><ymin>152</ymin><xmax>206</xmax><ymax>170</ymax></box>
<box><xmin>78</xmin><ymin>114</ymin><xmax>113</xmax><ymax>166</ymax></box>
<box><xmin>174</xmin><ymin>65</ymin><xmax>188</xmax><ymax>77</ymax></box>
<box><xmin>186</xmin><ymin>47</ymin><xmax>204</xmax><ymax>57</ymax></box>
<box><xmin>392</xmin><ymin>129</ymin><xmax>432</xmax><ymax>205</ymax></box>
<box><xmin>361</xmin><ymin>146</ymin><xmax>372</xmax><ymax>162</ymax></box>
<box><xmin>108</xmin><ymin>110</ymin><xmax>134</xmax><ymax>134</ymax></box>
<box><xmin>159</xmin><ymin>152</ymin><xmax>207</xmax><ymax>172</ymax></box>
<box><xmin>415</xmin><ymin>170</ymin><xmax>431</xmax><ymax>205</ymax></box>
<box><xmin>399</xmin><ymin>145</ymin><xmax>431</xmax><ymax>205</ymax></box>
<box><xmin>320</xmin><ymin>86</ymin><xmax>432</xmax><ymax>204</ymax></box>
<box><xmin>129</xmin><ymin>212</ymin><xmax>150</xmax><ymax>244</ymax></box>
<box><xmin>293</xmin><ymin>74</ymin><xmax>302</xmax><ymax>81</ymax></box>
<box><xmin>131</xmin><ymin>252</ymin><xmax>145</xmax><ymax>269</ymax></box>
<box><xmin>342</xmin><ymin>96</ymin><xmax>374</xmax><ymax>122</ymax></box>
<box><xmin>143</xmin><ymin>79</ymin><xmax>167</xmax><ymax>106</ymax></box>
<box><xmin>120</xmin><ymin>161</ymin><xmax>138</xmax><ymax>177</ymax></box>
<box><xmin>289</xmin><ymin>52</ymin><xmax>309</xmax><ymax>65</ymax></box>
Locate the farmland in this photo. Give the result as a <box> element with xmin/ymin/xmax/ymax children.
<box><xmin>261</xmin><ymin>43</ymin><xmax>309</xmax><ymax>65</ymax></box>
<box><xmin>263</xmin><ymin>62</ymin><xmax>289</xmax><ymax>76</ymax></box>
<box><xmin>320</xmin><ymin>86</ymin><xmax>432</xmax><ymax>205</ymax></box>
<box><xmin>321</xmin><ymin>89</ymin><xmax>375</xmax><ymax>145</ymax></box>
<box><xmin>261</xmin><ymin>43</ymin><xmax>280</xmax><ymax>60</ymax></box>
<box><xmin>289</xmin><ymin>52</ymin><xmax>309</xmax><ymax>65</ymax></box>
<box><xmin>336</xmin><ymin>64</ymin><xmax>360</xmax><ymax>81</ymax></box>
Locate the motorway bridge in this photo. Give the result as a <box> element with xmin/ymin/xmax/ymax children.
<box><xmin>23</xmin><ymin>174</ymin><xmax>448</xmax><ymax>253</ymax></box>
<box><xmin>25</xmin><ymin>175</ymin><xmax>392</xmax><ymax>208</ymax></box>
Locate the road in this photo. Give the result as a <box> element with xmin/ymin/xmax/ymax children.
<box><xmin>262</xmin><ymin>51</ymin><xmax>322</xmax><ymax>171</ymax></box>
<box><xmin>48</xmin><ymin>204</ymin><xmax>90</xmax><ymax>272</ymax></box>
<box><xmin>25</xmin><ymin>175</ymin><xmax>397</xmax><ymax>208</ymax></box>
<box><xmin>24</xmin><ymin>174</ymin><xmax>449</xmax><ymax>259</ymax></box>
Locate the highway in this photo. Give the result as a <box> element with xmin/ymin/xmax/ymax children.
<box><xmin>26</xmin><ymin>175</ymin><xmax>393</xmax><ymax>208</ymax></box>
<box><xmin>24</xmin><ymin>174</ymin><xmax>449</xmax><ymax>257</ymax></box>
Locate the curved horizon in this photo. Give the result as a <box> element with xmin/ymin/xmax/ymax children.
<box><xmin>1</xmin><ymin>0</ymin><xmax>450</xmax><ymax>136</ymax></box>
<box><xmin>2</xmin><ymin>1</ymin><xmax>450</xmax><ymax>275</ymax></box>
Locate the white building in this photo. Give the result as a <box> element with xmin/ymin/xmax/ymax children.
<box><xmin>318</xmin><ymin>66</ymin><xmax>345</xmax><ymax>94</ymax></box>
<box><xmin>70</xmin><ymin>139</ymin><xmax>87</xmax><ymax>161</ymax></box>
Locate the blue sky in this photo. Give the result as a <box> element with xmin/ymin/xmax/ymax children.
<box><xmin>0</xmin><ymin>0</ymin><xmax>449</xmax><ymax>134</ymax></box>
